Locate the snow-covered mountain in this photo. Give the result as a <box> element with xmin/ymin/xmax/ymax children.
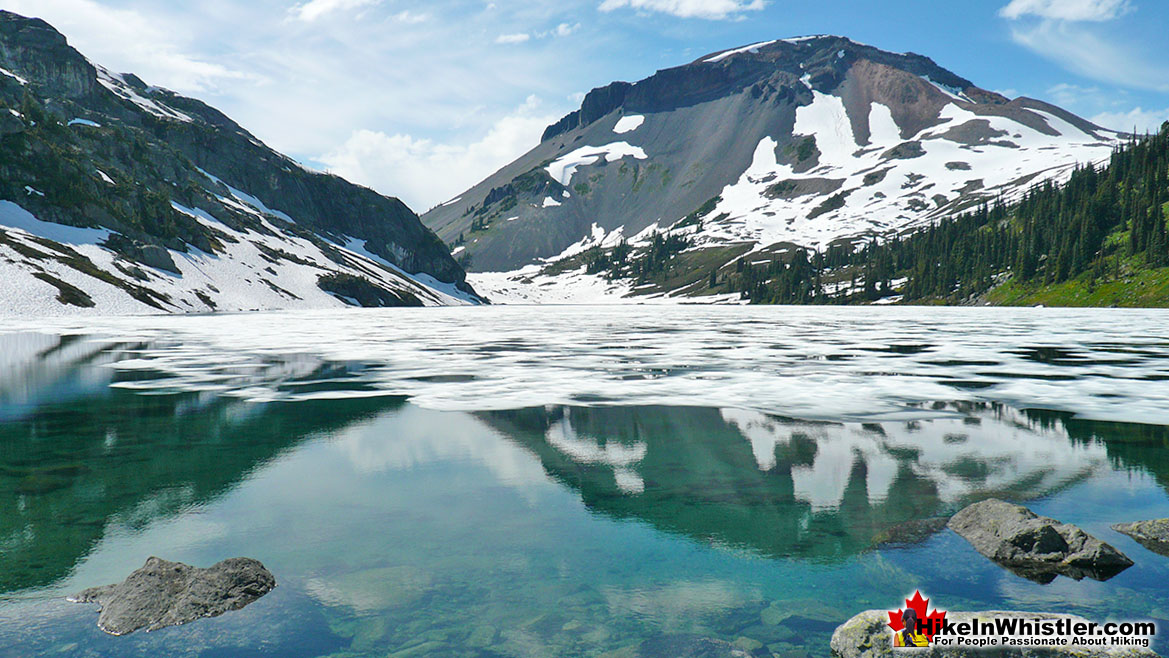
<box><xmin>0</xmin><ymin>11</ymin><xmax>481</xmax><ymax>315</ymax></box>
<box><xmin>422</xmin><ymin>35</ymin><xmax>1121</xmax><ymax>303</ymax></box>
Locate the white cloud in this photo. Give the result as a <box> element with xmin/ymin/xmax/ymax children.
<box><xmin>291</xmin><ymin>0</ymin><xmax>382</xmax><ymax>22</ymax></box>
<box><xmin>319</xmin><ymin>96</ymin><xmax>560</xmax><ymax>210</ymax></box>
<box><xmin>1091</xmin><ymin>107</ymin><xmax>1169</xmax><ymax>133</ymax></box>
<box><xmin>1009</xmin><ymin>21</ymin><xmax>1169</xmax><ymax>91</ymax></box>
<box><xmin>598</xmin><ymin>0</ymin><xmax>766</xmax><ymax>20</ymax></box>
<box><xmin>1</xmin><ymin>1</ymin><xmax>580</xmax><ymax>176</ymax></box>
<box><xmin>554</xmin><ymin>22</ymin><xmax>581</xmax><ymax>36</ymax></box>
<box><xmin>1046</xmin><ymin>82</ymin><xmax>1103</xmax><ymax>107</ymax></box>
<box><xmin>495</xmin><ymin>32</ymin><xmax>532</xmax><ymax>44</ymax></box>
<box><xmin>0</xmin><ymin>0</ymin><xmax>253</xmax><ymax>93</ymax></box>
<box><xmin>391</xmin><ymin>10</ymin><xmax>429</xmax><ymax>24</ymax></box>
<box><xmin>999</xmin><ymin>0</ymin><xmax>1131</xmax><ymax>22</ymax></box>
<box><xmin>999</xmin><ymin>0</ymin><xmax>1167</xmax><ymax>92</ymax></box>
<box><xmin>534</xmin><ymin>22</ymin><xmax>581</xmax><ymax>38</ymax></box>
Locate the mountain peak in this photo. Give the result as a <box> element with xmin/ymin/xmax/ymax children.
<box><xmin>0</xmin><ymin>10</ymin><xmax>98</xmax><ymax>99</ymax></box>
<box><xmin>542</xmin><ymin>34</ymin><xmax>991</xmax><ymax>144</ymax></box>
<box><xmin>425</xmin><ymin>34</ymin><xmax>1118</xmax><ymax>300</ymax></box>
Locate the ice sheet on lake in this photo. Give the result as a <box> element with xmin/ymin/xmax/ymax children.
<box><xmin>3</xmin><ymin>306</ymin><xmax>1169</xmax><ymax>427</ymax></box>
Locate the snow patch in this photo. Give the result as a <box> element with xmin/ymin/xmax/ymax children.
<box><xmin>0</xmin><ymin>66</ymin><xmax>28</xmax><ymax>85</ymax></box>
<box><xmin>68</xmin><ymin>118</ymin><xmax>101</xmax><ymax>128</ymax></box>
<box><xmin>922</xmin><ymin>76</ymin><xmax>972</xmax><ymax>103</ymax></box>
<box><xmin>705</xmin><ymin>40</ymin><xmax>778</xmax><ymax>63</ymax></box>
<box><xmin>94</xmin><ymin>66</ymin><xmax>193</xmax><ymax>123</ymax></box>
<box><xmin>794</xmin><ymin>91</ymin><xmax>857</xmax><ymax>168</ymax></box>
<box><xmin>198</xmin><ymin>168</ymin><xmax>295</xmax><ymax>223</ymax></box>
<box><xmin>542</xmin><ymin>196</ymin><xmax>562</xmax><ymax>208</ymax></box>
<box><xmin>0</xmin><ymin>201</ymin><xmax>110</xmax><ymax>245</ymax></box>
<box><xmin>613</xmin><ymin>115</ymin><xmax>645</xmax><ymax>134</ymax></box>
<box><xmin>546</xmin><ymin>142</ymin><xmax>648</xmax><ymax>186</ymax></box>
<box><xmin>867</xmin><ymin>103</ymin><xmax>901</xmax><ymax>146</ymax></box>
<box><xmin>782</xmin><ymin>35</ymin><xmax>828</xmax><ymax>44</ymax></box>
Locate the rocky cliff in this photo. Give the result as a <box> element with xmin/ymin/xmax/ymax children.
<box><xmin>0</xmin><ymin>11</ymin><xmax>479</xmax><ymax>314</ymax></box>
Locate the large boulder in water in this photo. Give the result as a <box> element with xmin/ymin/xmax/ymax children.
<box><xmin>831</xmin><ymin>610</ymin><xmax>1157</xmax><ymax>657</ymax></box>
<box><xmin>70</xmin><ymin>556</ymin><xmax>275</xmax><ymax>635</ymax></box>
<box><xmin>947</xmin><ymin>499</ymin><xmax>1132</xmax><ymax>583</ymax></box>
<box><xmin>1112</xmin><ymin>519</ymin><xmax>1169</xmax><ymax>557</ymax></box>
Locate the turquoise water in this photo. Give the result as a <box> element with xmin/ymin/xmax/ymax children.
<box><xmin>2</xmin><ymin>307</ymin><xmax>1169</xmax><ymax>657</ymax></box>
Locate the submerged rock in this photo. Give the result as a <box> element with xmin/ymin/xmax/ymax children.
<box><xmin>70</xmin><ymin>556</ymin><xmax>275</xmax><ymax>635</ymax></box>
<box><xmin>871</xmin><ymin>517</ymin><xmax>950</xmax><ymax>548</ymax></box>
<box><xmin>636</xmin><ymin>634</ymin><xmax>750</xmax><ymax>657</ymax></box>
<box><xmin>831</xmin><ymin>610</ymin><xmax>1157</xmax><ymax>657</ymax></box>
<box><xmin>948</xmin><ymin>499</ymin><xmax>1132</xmax><ymax>583</ymax></box>
<box><xmin>1113</xmin><ymin>519</ymin><xmax>1169</xmax><ymax>557</ymax></box>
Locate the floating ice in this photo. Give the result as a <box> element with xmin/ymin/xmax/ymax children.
<box><xmin>3</xmin><ymin>306</ymin><xmax>1168</xmax><ymax>428</ymax></box>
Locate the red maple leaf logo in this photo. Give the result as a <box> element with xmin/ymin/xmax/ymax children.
<box><xmin>887</xmin><ymin>591</ymin><xmax>947</xmax><ymax>641</ymax></box>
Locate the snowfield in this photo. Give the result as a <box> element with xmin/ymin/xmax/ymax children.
<box><xmin>695</xmin><ymin>99</ymin><xmax>1118</xmax><ymax>252</ymax></box>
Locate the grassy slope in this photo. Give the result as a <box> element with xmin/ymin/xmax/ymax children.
<box><xmin>981</xmin><ymin>209</ymin><xmax>1169</xmax><ymax>308</ymax></box>
<box><xmin>985</xmin><ymin>266</ymin><xmax>1169</xmax><ymax>308</ymax></box>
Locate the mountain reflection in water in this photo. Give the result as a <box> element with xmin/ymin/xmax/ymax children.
<box><xmin>0</xmin><ymin>333</ymin><xmax>403</xmax><ymax>594</ymax></box>
<box><xmin>482</xmin><ymin>404</ymin><xmax>1168</xmax><ymax>560</ymax></box>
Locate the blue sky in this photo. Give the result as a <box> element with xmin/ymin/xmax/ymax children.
<box><xmin>1</xmin><ymin>0</ymin><xmax>1167</xmax><ymax>211</ymax></box>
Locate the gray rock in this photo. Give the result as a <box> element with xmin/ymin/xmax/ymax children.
<box><xmin>948</xmin><ymin>499</ymin><xmax>1132</xmax><ymax>583</ymax></box>
<box><xmin>137</xmin><ymin>245</ymin><xmax>181</xmax><ymax>275</ymax></box>
<box><xmin>871</xmin><ymin>516</ymin><xmax>951</xmax><ymax>548</ymax></box>
<box><xmin>70</xmin><ymin>556</ymin><xmax>275</xmax><ymax>635</ymax></box>
<box><xmin>1113</xmin><ymin>519</ymin><xmax>1169</xmax><ymax>557</ymax></box>
<box><xmin>831</xmin><ymin>610</ymin><xmax>1158</xmax><ymax>658</ymax></box>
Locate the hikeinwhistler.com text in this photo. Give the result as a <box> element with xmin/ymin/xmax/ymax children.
<box><xmin>922</xmin><ymin>617</ymin><xmax>1156</xmax><ymax>649</ymax></box>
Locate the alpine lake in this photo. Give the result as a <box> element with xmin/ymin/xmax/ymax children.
<box><xmin>3</xmin><ymin>305</ymin><xmax>1169</xmax><ymax>657</ymax></box>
